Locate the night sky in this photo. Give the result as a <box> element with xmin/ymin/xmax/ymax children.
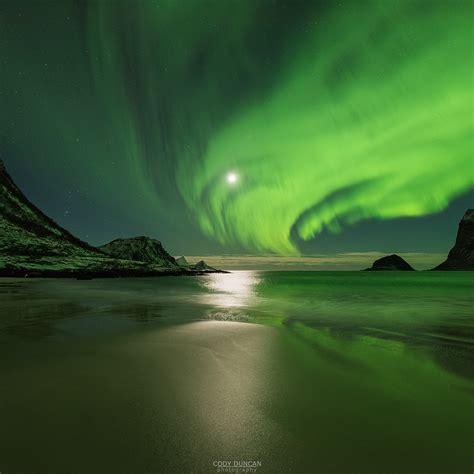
<box><xmin>1</xmin><ymin>0</ymin><xmax>473</xmax><ymax>257</ymax></box>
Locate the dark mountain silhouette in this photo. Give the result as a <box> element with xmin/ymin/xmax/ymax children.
<box><xmin>433</xmin><ymin>209</ymin><xmax>474</xmax><ymax>270</ymax></box>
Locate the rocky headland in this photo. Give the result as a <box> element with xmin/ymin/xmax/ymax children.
<box><xmin>364</xmin><ymin>209</ymin><xmax>473</xmax><ymax>271</ymax></box>
<box><xmin>432</xmin><ymin>209</ymin><xmax>474</xmax><ymax>270</ymax></box>
<box><xmin>0</xmin><ymin>160</ymin><xmax>222</xmax><ymax>277</ymax></box>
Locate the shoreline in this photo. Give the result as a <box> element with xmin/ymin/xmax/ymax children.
<box><xmin>0</xmin><ymin>268</ymin><xmax>229</xmax><ymax>279</ymax></box>
<box><xmin>1</xmin><ymin>269</ymin><xmax>471</xmax><ymax>278</ymax></box>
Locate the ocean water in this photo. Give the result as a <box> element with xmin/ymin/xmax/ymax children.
<box><xmin>0</xmin><ymin>272</ymin><xmax>472</xmax><ymax>473</ymax></box>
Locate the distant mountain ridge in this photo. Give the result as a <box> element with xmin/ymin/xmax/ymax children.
<box><xmin>175</xmin><ymin>255</ymin><xmax>217</xmax><ymax>272</ymax></box>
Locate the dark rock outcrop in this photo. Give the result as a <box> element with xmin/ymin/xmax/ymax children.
<box><xmin>175</xmin><ymin>256</ymin><xmax>216</xmax><ymax>271</ymax></box>
<box><xmin>432</xmin><ymin>209</ymin><xmax>474</xmax><ymax>270</ymax></box>
<box><xmin>99</xmin><ymin>237</ymin><xmax>178</xmax><ymax>268</ymax></box>
<box><xmin>364</xmin><ymin>254</ymin><xmax>415</xmax><ymax>271</ymax></box>
<box><xmin>175</xmin><ymin>256</ymin><xmax>190</xmax><ymax>267</ymax></box>
<box><xmin>192</xmin><ymin>260</ymin><xmax>217</xmax><ymax>272</ymax></box>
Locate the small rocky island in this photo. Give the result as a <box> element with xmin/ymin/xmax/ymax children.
<box><xmin>175</xmin><ymin>255</ymin><xmax>217</xmax><ymax>272</ymax></box>
<box><xmin>364</xmin><ymin>254</ymin><xmax>415</xmax><ymax>271</ymax></box>
<box><xmin>0</xmin><ymin>160</ymin><xmax>222</xmax><ymax>277</ymax></box>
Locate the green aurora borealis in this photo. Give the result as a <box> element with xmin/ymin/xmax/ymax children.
<box><xmin>1</xmin><ymin>0</ymin><xmax>473</xmax><ymax>255</ymax></box>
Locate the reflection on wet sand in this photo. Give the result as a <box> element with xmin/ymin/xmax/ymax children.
<box><xmin>0</xmin><ymin>273</ymin><xmax>473</xmax><ymax>472</ymax></box>
<box><xmin>143</xmin><ymin>321</ymin><xmax>285</xmax><ymax>467</ymax></box>
<box><xmin>199</xmin><ymin>271</ymin><xmax>261</xmax><ymax>321</ymax></box>
<box><xmin>201</xmin><ymin>270</ymin><xmax>260</xmax><ymax>307</ymax></box>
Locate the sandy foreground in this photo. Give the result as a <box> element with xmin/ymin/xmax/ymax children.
<box><xmin>1</xmin><ymin>318</ymin><xmax>472</xmax><ymax>473</ymax></box>
<box><xmin>1</xmin><ymin>321</ymin><xmax>299</xmax><ymax>473</ymax></box>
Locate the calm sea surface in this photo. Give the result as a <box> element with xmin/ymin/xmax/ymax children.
<box><xmin>0</xmin><ymin>272</ymin><xmax>473</xmax><ymax>473</ymax></box>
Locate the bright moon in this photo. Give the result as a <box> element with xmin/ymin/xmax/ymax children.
<box><xmin>226</xmin><ymin>172</ymin><xmax>238</xmax><ymax>184</ymax></box>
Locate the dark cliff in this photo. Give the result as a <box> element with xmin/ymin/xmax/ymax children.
<box><xmin>433</xmin><ymin>209</ymin><xmax>474</xmax><ymax>270</ymax></box>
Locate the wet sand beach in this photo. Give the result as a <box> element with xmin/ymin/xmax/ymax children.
<box><xmin>0</xmin><ymin>272</ymin><xmax>473</xmax><ymax>473</ymax></box>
